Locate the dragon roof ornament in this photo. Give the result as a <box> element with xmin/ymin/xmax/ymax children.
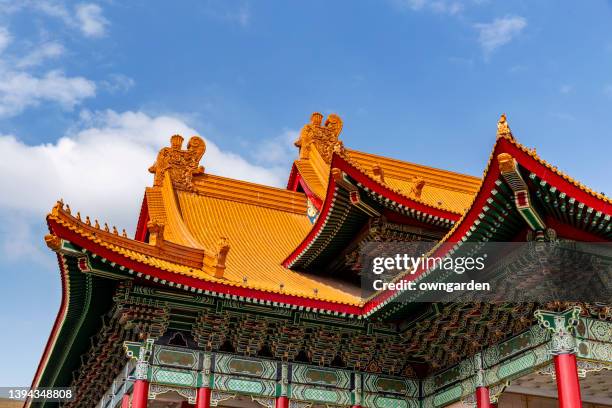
<box><xmin>294</xmin><ymin>112</ymin><xmax>344</xmax><ymax>163</ymax></box>
<box><xmin>149</xmin><ymin>134</ymin><xmax>206</xmax><ymax>191</ymax></box>
<box><xmin>496</xmin><ymin>113</ymin><xmax>514</xmax><ymax>139</ymax></box>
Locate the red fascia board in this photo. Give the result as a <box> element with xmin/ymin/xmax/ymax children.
<box><xmin>287</xmin><ymin>163</ymin><xmax>323</xmax><ymax>210</ymax></box>
<box><xmin>27</xmin><ymin>253</ymin><xmax>69</xmax><ymax>406</ymax></box>
<box><xmin>134</xmin><ymin>194</ymin><xmax>149</xmax><ymax>242</ymax></box>
<box><xmin>503</xmin><ymin>139</ymin><xmax>612</xmax><ymax>215</ymax></box>
<box><xmin>281</xmin><ymin>159</ymin><xmax>342</xmax><ymax>267</ymax></box>
<box><xmin>286</xmin><ymin>162</ymin><xmax>299</xmax><ymax>191</ymax></box>
<box><xmin>334</xmin><ymin>155</ymin><xmax>462</xmax><ymax>221</ymax></box>
<box><xmin>48</xmin><ymin>219</ymin><xmax>362</xmax><ymax>316</ymax></box>
<box><xmin>545</xmin><ymin>216</ymin><xmax>609</xmax><ymax>242</ymax></box>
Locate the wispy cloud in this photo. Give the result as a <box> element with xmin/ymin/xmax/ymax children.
<box><xmin>0</xmin><ymin>26</ymin><xmax>96</xmax><ymax>117</ymax></box>
<box><xmin>75</xmin><ymin>3</ymin><xmax>108</xmax><ymax>37</ymax></box>
<box><xmin>391</xmin><ymin>0</ymin><xmax>464</xmax><ymax>15</ymax></box>
<box><xmin>100</xmin><ymin>73</ymin><xmax>135</xmax><ymax>94</ymax></box>
<box><xmin>250</xmin><ymin>129</ymin><xmax>298</xmax><ymax>170</ymax></box>
<box><xmin>0</xmin><ymin>26</ymin><xmax>10</xmax><ymax>54</ymax></box>
<box><xmin>604</xmin><ymin>84</ymin><xmax>612</xmax><ymax>97</ymax></box>
<box><xmin>0</xmin><ymin>1</ymin><xmax>109</xmax><ymax>38</ymax></box>
<box><xmin>0</xmin><ymin>70</ymin><xmax>96</xmax><ymax>117</ymax></box>
<box><xmin>16</xmin><ymin>41</ymin><xmax>65</xmax><ymax>68</ymax></box>
<box><xmin>474</xmin><ymin>16</ymin><xmax>527</xmax><ymax>54</ymax></box>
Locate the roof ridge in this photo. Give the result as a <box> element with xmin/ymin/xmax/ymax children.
<box><xmin>192</xmin><ymin>173</ymin><xmax>308</xmax><ymax>214</ymax></box>
<box><xmin>339</xmin><ymin>151</ymin><xmax>465</xmax><ymax>215</ymax></box>
<box><xmin>504</xmin><ymin>135</ymin><xmax>612</xmax><ymax>204</ymax></box>
<box><xmin>347</xmin><ymin>149</ymin><xmax>481</xmax><ymax>192</ymax></box>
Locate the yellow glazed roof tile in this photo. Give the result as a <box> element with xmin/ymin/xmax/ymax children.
<box><xmin>176</xmin><ymin>187</ymin><xmax>361</xmax><ymax>303</ymax></box>
<box><xmin>345</xmin><ymin>149</ymin><xmax>480</xmax><ymax>214</ymax></box>
<box><xmin>47</xmin><ymin>201</ymin><xmax>362</xmax><ymax>306</ymax></box>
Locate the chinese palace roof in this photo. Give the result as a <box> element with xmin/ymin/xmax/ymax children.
<box><xmin>43</xmin><ymin>112</ymin><xmax>612</xmax><ymax>316</ymax></box>
<box><xmin>32</xmin><ymin>112</ymin><xmax>612</xmax><ymax>405</ymax></box>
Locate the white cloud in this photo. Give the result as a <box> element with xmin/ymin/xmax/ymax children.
<box><xmin>16</xmin><ymin>41</ymin><xmax>65</xmax><ymax>68</ymax></box>
<box><xmin>0</xmin><ymin>70</ymin><xmax>96</xmax><ymax>117</ymax></box>
<box><xmin>0</xmin><ymin>110</ymin><xmax>288</xmax><ymax>239</ymax></box>
<box><xmin>475</xmin><ymin>16</ymin><xmax>527</xmax><ymax>53</ymax></box>
<box><xmin>251</xmin><ymin>129</ymin><xmax>297</xmax><ymax>166</ymax></box>
<box><xmin>0</xmin><ymin>1</ymin><xmax>109</xmax><ymax>38</ymax></box>
<box><xmin>75</xmin><ymin>3</ymin><xmax>108</xmax><ymax>37</ymax></box>
<box><xmin>604</xmin><ymin>84</ymin><xmax>612</xmax><ymax>97</ymax></box>
<box><xmin>559</xmin><ymin>84</ymin><xmax>573</xmax><ymax>94</ymax></box>
<box><xmin>0</xmin><ymin>26</ymin><xmax>11</xmax><ymax>54</ymax></box>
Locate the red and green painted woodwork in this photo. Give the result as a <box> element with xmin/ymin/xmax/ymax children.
<box><xmin>124</xmin><ymin>339</ymin><xmax>154</xmax><ymax>408</ymax></box>
<box><xmin>498</xmin><ymin>153</ymin><xmax>546</xmax><ymax>232</ymax></box>
<box><xmin>116</xmin><ymin>340</ymin><xmax>420</xmax><ymax>408</ymax></box>
<box><xmin>535</xmin><ymin>307</ymin><xmax>584</xmax><ymax>408</ymax></box>
<box><xmin>284</xmin><ymin>168</ymin><xmax>454</xmax><ymax>272</ymax></box>
<box><xmin>36</xmin><ymin>243</ymin><xmax>612</xmax><ymax>408</ymax></box>
<box><xmin>67</xmin><ymin>310</ymin><xmax>612</xmax><ymax>408</ymax></box>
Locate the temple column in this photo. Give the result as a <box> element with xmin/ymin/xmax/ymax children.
<box><xmin>196</xmin><ymin>354</ymin><xmax>212</xmax><ymax>408</ymax></box>
<box><xmin>121</xmin><ymin>394</ymin><xmax>130</xmax><ymax>408</ymax></box>
<box><xmin>196</xmin><ymin>387</ymin><xmax>211</xmax><ymax>408</ymax></box>
<box><xmin>475</xmin><ymin>386</ymin><xmax>491</xmax><ymax>408</ymax></box>
<box><xmin>535</xmin><ymin>307</ymin><xmax>583</xmax><ymax>408</ymax></box>
<box><xmin>275</xmin><ymin>396</ymin><xmax>289</xmax><ymax>408</ymax></box>
<box><xmin>131</xmin><ymin>379</ymin><xmax>149</xmax><ymax>408</ymax></box>
<box><xmin>554</xmin><ymin>353</ymin><xmax>582</xmax><ymax>408</ymax></box>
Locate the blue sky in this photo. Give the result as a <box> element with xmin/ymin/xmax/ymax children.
<box><xmin>1</xmin><ymin>0</ymin><xmax>612</xmax><ymax>387</ymax></box>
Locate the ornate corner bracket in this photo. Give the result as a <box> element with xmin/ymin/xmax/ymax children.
<box><xmin>123</xmin><ymin>338</ymin><xmax>154</xmax><ymax>380</ymax></box>
<box><xmin>535</xmin><ymin>307</ymin><xmax>581</xmax><ymax>355</ymax></box>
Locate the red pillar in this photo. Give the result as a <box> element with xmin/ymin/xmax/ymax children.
<box><xmin>352</xmin><ymin>406</ymin><xmax>362</xmax><ymax>408</ymax></box>
<box><xmin>121</xmin><ymin>394</ymin><xmax>130</xmax><ymax>408</ymax></box>
<box><xmin>276</xmin><ymin>396</ymin><xmax>289</xmax><ymax>408</ymax></box>
<box><xmin>554</xmin><ymin>353</ymin><xmax>583</xmax><ymax>408</ymax></box>
<box><xmin>476</xmin><ymin>386</ymin><xmax>491</xmax><ymax>408</ymax></box>
<box><xmin>195</xmin><ymin>387</ymin><xmax>211</xmax><ymax>408</ymax></box>
<box><xmin>131</xmin><ymin>379</ymin><xmax>149</xmax><ymax>408</ymax></box>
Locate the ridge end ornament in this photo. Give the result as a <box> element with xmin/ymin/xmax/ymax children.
<box><xmin>496</xmin><ymin>113</ymin><xmax>514</xmax><ymax>139</ymax></box>
<box><xmin>149</xmin><ymin>134</ymin><xmax>206</xmax><ymax>191</ymax></box>
<box><xmin>295</xmin><ymin>112</ymin><xmax>344</xmax><ymax>162</ymax></box>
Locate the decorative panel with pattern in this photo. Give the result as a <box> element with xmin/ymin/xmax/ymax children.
<box><xmin>154</xmin><ymin>346</ymin><xmax>199</xmax><ymax>369</ymax></box>
<box><xmin>215</xmin><ymin>354</ymin><xmax>277</xmax><ymax>379</ymax></box>
<box><xmin>213</xmin><ymin>373</ymin><xmax>276</xmax><ymax>397</ymax></box>
<box><xmin>291</xmin><ymin>364</ymin><xmax>350</xmax><ymax>389</ymax></box>
<box><xmin>363</xmin><ymin>374</ymin><xmax>418</xmax><ymax>397</ymax></box>
<box><xmin>151</xmin><ymin>367</ymin><xmax>197</xmax><ymax>387</ymax></box>
<box><xmin>290</xmin><ymin>384</ymin><xmax>351</xmax><ymax>406</ymax></box>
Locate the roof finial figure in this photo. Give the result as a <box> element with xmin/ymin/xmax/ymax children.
<box><xmin>294</xmin><ymin>112</ymin><xmax>344</xmax><ymax>163</ymax></box>
<box><xmin>497</xmin><ymin>113</ymin><xmax>514</xmax><ymax>139</ymax></box>
<box><xmin>149</xmin><ymin>134</ymin><xmax>206</xmax><ymax>191</ymax></box>
<box><xmin>214</xmin><ymin>237</ymin><xmax>230</xmax><ymax>278</ymax></box>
